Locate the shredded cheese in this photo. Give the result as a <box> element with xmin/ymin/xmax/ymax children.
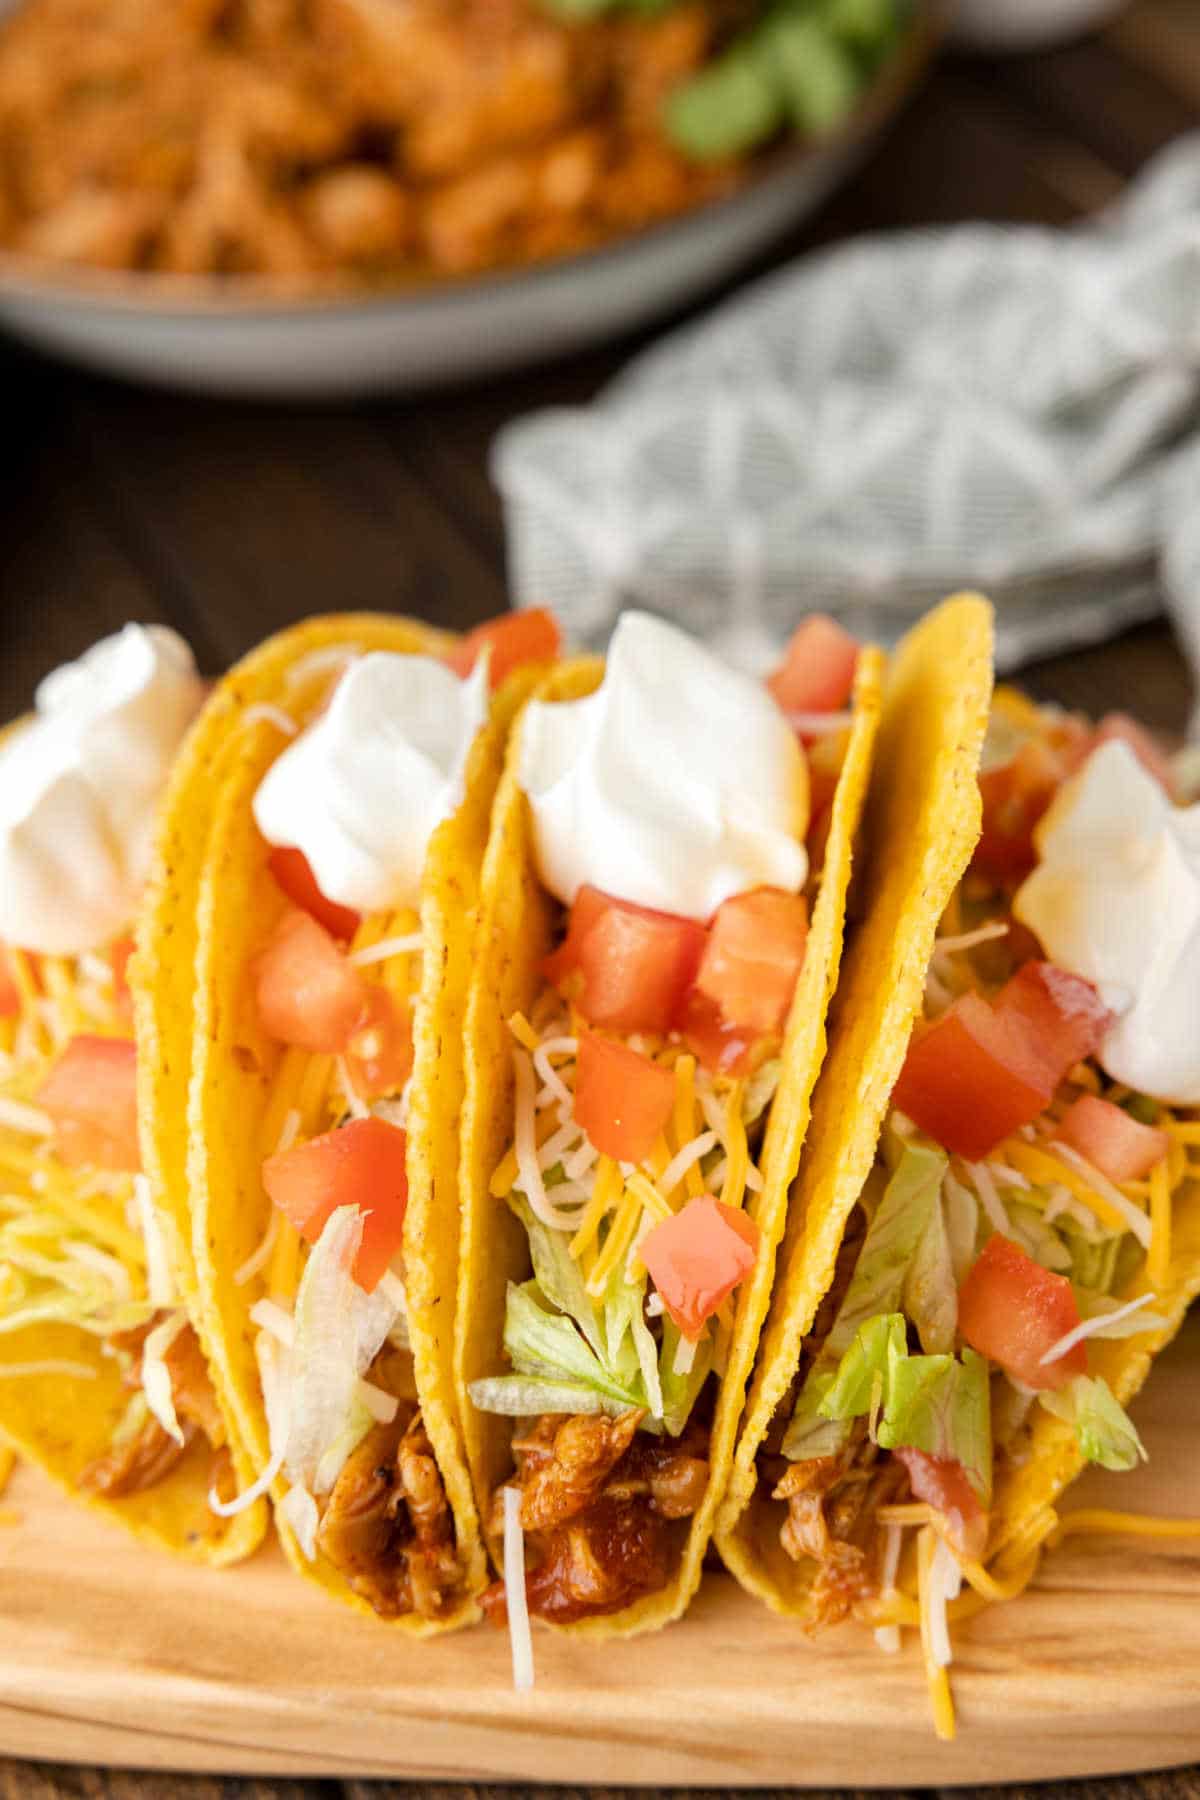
<box><xmin>503</xmin><ymin>1485</ymin><xmax>534</xmax><ymax>1692</ymax></box>
<box><xmin>568</xmin><ymin>1157</ymin><xmax>621</xmax><ymax>1262</ymax></box>
<box><xmin>349</xmin><ymin>933</ymin><xmax>424</xmax><ymax>967</ymax></box>
<box><xmin>1003</xmin><ymin>1139</ymin><xmax>1149</xmax><ymax>1245</ymax></box>
<box><xmin>1050</xmin><ymin>1142</ymin><xmax>1153</xmax><ymax>1249</ymax></box>
<box><xmin>1040</xmin><ymin>1291</ymin><xmax>1163</xmax><ymax>1366</ymax></box>
<box><xmin>1148</xmin><ymin>1156</ymin><xmax>1172</xmax><ymax>1289</ymax></box>
<box><xmin>507</xmin><ymin>1012</ymin><xmax>540</xmax><ymax>1053</ymax></box>
<box><xmin>719</xmin><ymin>1082</ymin><xmax>748</xmax><ymax>1211</ymax></box>
<box><xmin>241</xmin><ymin>702</ymin><xmax>299</xmax><ymax>737</ymax></box>
<box><xmin>0</xmin><ymin>1097</ymin><xmax>52</xmax><ymax>1137</ymax></box>
<box><xmin>916</xmin><ymin>1527</ymin><xmax>957</xmax><ymax>1742</ymax></box>
<box><xmin>585</xmin><ymin>1180</ymin><xmax>644</xmax><ymax>1298</ymax></box>
<box><xmin>933</xmin><ymin>921</ymin><xmax>1009</xmax><ymax>956</ymax></box>
<box><xmin>1050</xmin><ymin>1508</ymin><xmax>1200</xmax><ymax>1545</ymax></box>
<box><xmin>672</xmin><ymin>1055</ymin><xmax>705</xmax><ymax>1199</ymax></box>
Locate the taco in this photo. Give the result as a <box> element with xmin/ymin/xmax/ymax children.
<box><xmin>182</xmin><ymin>607</ymin><xmax>560</xmax><ymax>1631</ymax></box>
<box><xmin>0</xmin><ymin>623</ymin><xmax>264</xmax><ymax>1563</ymax></box>
<box><xmin>455</xmin><ymin>608</ymin><xmax>884</xmax><ymax>1656</ymax></box>
<box><xmin>716</xmin><ymin>596</ymin><xmax>1200</xmax><ymax>1737</ymax></box>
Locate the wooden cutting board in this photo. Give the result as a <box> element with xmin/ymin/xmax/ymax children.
<box><xmin>2</xmin><ymin>1314</ymin><xmax>1198</xmax><ymax>1787</ymax></box>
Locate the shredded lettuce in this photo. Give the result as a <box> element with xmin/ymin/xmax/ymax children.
<box><xmin>741</xmin><ymin>1058</ymin><xmax>782</xmax><ymax>1129</ymax></box>
<box><xmin>513</xmin><ymin>1195</ymin><xmax>606</xmax><ymax>1358</ymax></box>
<box><xmin>1007</xmin><ymin>1200</ymin><xmax>1073</xmax><ymax>1274</ymax></box>
<box><xmin>503</xmin><ymin>1280</ymin><xmax>644</xmax><ymax>1408</ymax></box>
<box><xmin>877</xmin><ymin>1342</ymin><xmax>992</xmax><ymax>1505</ymax></box>
<box><xmin>1039</xmin><ymin>1375</ymin><xmax>1147</xmax><ymax>1471</ymax></box>
<box><xmin>904</xmin><ymin>1185</ymin><xmax>957</xmax><ymax>1353</ymax></box>
<box><xmin>282</xmin><ymin>1206</ymin><xmax>399</xmax><ymax>1496</ymax></box>
<box><xmin>823</xmin><ymin>1142</ymin><xmax>948</xmax><ymax>1360</ymax></box>
<box><xmin>468</xmin><ymin>1374</ymin><xmax>631</xmax><ymax>1418</ymax></box>
<box><xmin>783</xmin><ymin>1308</ymin><xmax>992</xmax><ymax>1503</ymax></box>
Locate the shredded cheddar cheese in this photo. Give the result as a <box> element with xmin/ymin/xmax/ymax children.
<box><xmin>672</xmin><ymin>1054</ymin><xmax>705</xmax><ymax>1199</ymax></box>
<box><xmin>507</xmin><ymin>1012</ymin><xmax>540</xmax><ymax>1053</ymax></box>
<box><xmin>1050</xmin><ymin>1508</ymin><xmax>1200</xmax><ymax>1546</ymax></box>
<box><xmin>568</xmin><ymin>1157</ymin><xmax>621</xmax><ymax>1261</ymax></box>
<box><xmin>1001</xmin><ymin>1139</ymin><xmax>1145</xmax><ymax>1239</ymax></box>
<box><xmin>1148</xmin><ymin>1156</ymin><xmax>1172</xmax><ymax>1290</ymax></box>
<box><xmin>917</xmin><ymin>1527</ymin><xmax>956</xmax><ymax>1742</ymax></box>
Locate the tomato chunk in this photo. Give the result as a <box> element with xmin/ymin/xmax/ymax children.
<box><xmin>573</xmin><ymin>1030</ymin><xmax>676</xmax><ymax>1164</ymax></box>
<box><xmin>38</xmin><ymin>1035</ymin><xmax>140</xmax><ymax>1172</ymax></box>
<box><xmin>268</xmin><ymin>846</ymin><xmax>360</xmax><ymax>941</ymax></box>
<box><xmin>767</xmin><ymin>615</ymin><xmax>859</xmax><ymax>721</ymax></box>
<box><xmin>641</xmin><ymin>1195</ymin><xmax>759</xmax><ymax>1340</ymax></box>
<box><xmin>0</xmin><ymin>948</ymin><xmax>19</xmax><ymax>1020</ymax></box>
<box><xmin>958</xmin><ymin>1234</ymin><xmax>1085</xmax><ymax>1391</ymax></box>
<box><xmin>345</xmin><ymin>986</ymin><xmax>413</xmax><ymax>1101</ymax></box>
<box><xmin>255</xmin><ymin>909</ymin><xmax>366</xmax><ymax>1052</ymax></box>
<box><xmin>445</xmin><ymin>608</ymin><xmax>561</xmax><ymax>689</ymax></box>
<box><xmin>694</xmin><ymin>888</ymin><xmax>808</xmax><ymax>1037</ymax></box>
<box><xmin>679</xmin><ymin>988</ymin><xmax>763</xmax><ymax>1078</ymax></box>
<box><xmin>994</xmin><ymin>962</ymin><xmax>1112</xmax><ymax>1087</ymax></box>
<box><xmin>262</xmin><ymin>1116</ymin><xmax>408</xmax><ymax>1293</ymax></box>
<box><xmin>544</xmin><ymin>886</ymin><xmax>706</xmax><ymax>1035</ymax></box>
<box><xmin>892</xmin><ymin>1447</ymin><xmax>988</xmax><ymax>1559</ymax></box>
<box><xmin>1056</xmin><ymin>1094</ymin><xmax>1168</xmax><ymax>1184</ymax></box>
<box><xmin>976</xmin><ymin>736</ymin><xmax>1070</xmax><ymax>886</ymax></box>
<box><xmin>892</xmin><ymin>992</ymin><xmax>1054</xmax><ymax>1161</ymax></box>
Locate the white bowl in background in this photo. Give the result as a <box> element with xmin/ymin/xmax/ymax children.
<box><xmin>0</xmin><ymin>9</ymin><xmax>938</xmax><ymax>398</ymax></box>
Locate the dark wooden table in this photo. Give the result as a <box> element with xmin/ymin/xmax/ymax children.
<box><xmin>1</xmin><ymin>0</ymin><xmax>1198</xmax><ymax>1794</ymax></box>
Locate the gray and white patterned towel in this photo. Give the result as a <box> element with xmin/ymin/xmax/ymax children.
<box><xmin>494</xmin><ymin>132</ymin><xmax>1200</xmax><ymax>697</ymax></box>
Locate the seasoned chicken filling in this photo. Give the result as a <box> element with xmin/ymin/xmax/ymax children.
<box><xmin>80</xmin><ymin>1317</ymin><xmax>229</xmax><ymax>1502</ymax></box>
<box><xmin>483</xmin><ymin>1407</ymin><xmax>709</xmax><ymax>1625</ymax></box>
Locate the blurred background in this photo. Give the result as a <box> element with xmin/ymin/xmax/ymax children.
<box><xmin>0</xmin><ymin>0</ymin><xmax>1197</xmax><ymax>733</ymax></box>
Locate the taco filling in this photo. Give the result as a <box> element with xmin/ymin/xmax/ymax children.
<box><xmin>0</xmin><ymin>625</ymin><xmax>229</xmax><ymax>1513</ymax></box>
<box><xmin>470</xmin><ymin>610</ymin><xmax>864</xmax><ymax>1624</ymax></box>
<box><xmin>220</xmin><ymin>610</ymin><xmax>558</xmax><ymax>1620</ymax></box>
<box><xmin>761</xmin><ymin>690</ymin><xmax>1200</xmax><ymax>1648</ymax></box>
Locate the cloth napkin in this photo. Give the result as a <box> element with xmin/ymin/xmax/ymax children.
<box><xmin>494</xmin><ymin>132</ymin><xmax>1200</xmax><ymax>700</ymax></box>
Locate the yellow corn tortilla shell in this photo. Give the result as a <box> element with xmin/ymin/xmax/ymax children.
<box><xmin>455</xmin><ymin>639</ymin><xmax>884</xmax><ymax>1636</ymax></box>
<box><xmin>0</xmin><ymin>719</ymin><xmax>259</xmax><ymax>1564</ymax></box>
<box><xmin>716</xmin><ymin>593</ymin><xmax>994</xmax><ymax>1614</ymax></box>
<box><xmin>185</xmin><ymin>613</ymin><xmax>540</xmax><ymax>1631</ymax></box>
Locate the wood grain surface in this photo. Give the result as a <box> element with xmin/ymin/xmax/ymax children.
<box><xmin>0</xmin><ymin>1314</ymin><xmax>1198</xmax><ymax>1788</ymax></box>
<box><xmin>2</xmin><ymin>2</ymin><xmax>1199</xmax><ymax>1795</ymax></box>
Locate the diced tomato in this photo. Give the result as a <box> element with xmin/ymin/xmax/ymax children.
<box><xmin>694</xmin><ymin>888</ymin><xmax>808</xmax><ymax>1037</ymax></box>
<box><xmin>976</xmin><ymin>736</ymin><xmax>1070</xmax><ymax>886</ymax></box>
<box><xmin>958</xmin><ymin>1233</ymin><xmax>1085</xmax><ymax>1391</ymax></box>
<box><xmin>892</xmin><ymin>1447</ymin><xmax>988</xmax><ymax>1561</ymax></box>
<box><xmin>766</xmin><ymin>615</ymin><xmax>859</xmax><ymax>722</ymax></box>
<box><xmin>892</xmin><ymin>992</ymin><xmax>1054</xmax><ymax>1161</ymax></box>
<box><xmin>267</xmin><ymin>846</ymin><xmax>360</xmax><ymax>941</ymax></box>
<box><xmin>1074</xmin><ymin>713</ymin><xmax>1175</xmax><ymax>797</ymax></box>
<box><xmin>543</xmin><ymin>885</ymin><xmax>706</xmax><ymax>1035</ymax></box>
<box><xmin>344</xmin><ymin>985</ymin><xmax>413</xmax><ymax>1102</ymax></box>
<box><xmin>573</xmin><ymin>1030</ymin><xmax>676</xmax><ymax>1164</ymax></box>
<box><xmin>109</xmin><ymin>936</ymin><xmax>136</xmax><ymax>1018</ymax></box>
<box><xmin>445</xmin><ymin>608</ymin><xmax>561</xmax><ymax>689</ymax></box>
<box><xmin>678</xmin><ymin>988</ymin><xmax>763</xmax><ymax>1079</ymax></box>
<box><xmin>262</xmin><ymin>1116</ymin><xmax>409</xmax><ymax>1293</ymax></box>
<box><xmin>254</xmin><ymin>909</ymin><xmax>366</xmax><ymax>1052</ymax></box>
<box><xmin>37</xmin><ymin>1035</ymin><xmax>140</xmax><ymax>1172</ymax></box>
<box><xmin>640</xmin><ymin>1195</ymin><xmax>760</xmax><ymax>1341</ymax></box>
<box><xmin>994</xmin><ymin>961</ymin><xmax>1112</xmax><ymax>1088</ymax></box>
<box><xmin>1056</xmin><ymin>1094</ymin><xmax>1168</xmax><ymax>1184</ymax></box>
<box><xmin>0</xmin><ymin>948</ymin><xmax>19</xmax><ymax>1020</ymax></box>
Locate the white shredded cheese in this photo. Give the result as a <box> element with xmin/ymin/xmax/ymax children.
<box><xmin>963</xmin><ymin>1160</ymin><xmax>1012</xmax><ymax>1237</ymax></box>
<box><xmin>336</xmin><ymin>1058</ymin><xmax>370</xmax><ymax>1121</ymax></box>
<box><xmin>242</xmin><ymin>703</ymin><xmax>299</xmax><ymax>737</ymax></box>
<box><xmin>537</xmin><ymin>1118</ymin><xmax>582</xmax><ymax>1173</ymax></box>
<box><xmin>208</xmin><ymin>1436</ymin><xmax>287</xmax><ymax>1517</ymax></box>
<box><xmin>646</xmin><ymin>1292</ymin><xmax>665</xmax><ymax>1318</ymax></box>
<box><xmin>275</xmin><ymin>1109</ymin><xmax>302</xmax><ymax>1155</ymax></box>
<box><xmin>0</xmin><ymin>1358</ymin><xmax>96</xmax><ymax>1380</ymax></box>
<box><xmin>235</xmin><ymin>1212</ymin><xmax>280</xmax><ymax>1287</ymax></box>
<box><xmin>513</xmin><ymin>1049</ymin><xmax>582</xmax><ymax>1230</ymax></box>
<box><xmin>1050</xmin><ymin>1142</ymin><xmax>1153</xmax><ymax>1250</ymax></box>
<box><xmin>68</xmin><ymin>1241</ymin><xmax>132</xmax><ymax>1300</ymax></box>
<box><xmin>133</xmin><ymin>1174</ymin><xmax>178</xmax><ymax>1307</ymax></box>
<box><xmin>349</xmin><ymin>934</ymin><xmax>424</xmax><ymax>967</ymax></box>
<box><xmin>934</xmin><ymin>921</ymin><xmax>1009</xmax><ymax>956</ymax></box>
<box><xmin>1039</xmin><ymin>1291</ymin><xmax>1164</xmax><ymax>1366</ymax></box>
<box><xmin>503</xmin><ymin>1485</ymin><xmax>535</xmax><ymax>1692</ymax></box>
<box><xmin>672</xmin><ymin>1331</ymin><xmax>698</xmax><ymax>1376</ymax></box>
<box><xmin>658</xmin><ymin>1131</ymin><xmax>719</xmax><ymax>1197</ymax></box>
<box><xmin>927</xmin><ymin>1533</ymin><xmax>962</xmax><ymax>1668</ymax></box>
<box><xmin>0</xmin><ymin>1096</ymin><xmax>53</xmax><ymax>1137</ymax></box>
<box><xmin>249</xmin><ymin>1298</ymin><xmax>297</xmax><ymax>1347</ymax></box>
<box><xmin>986</xmin><ymin>1162</ymin><xmax>1031</xmax><ymax>1191</ymax></box>
<box><xmin>563</xmin><ymin>1137</ymin><xmax>599</xmax><ymax>1183</ymax></box>
<box><xmin>532</xmin><ymin>1036</ymin><xmax>577</xmax><ymax>1110</ymax></box>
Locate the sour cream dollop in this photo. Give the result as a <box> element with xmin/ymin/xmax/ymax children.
<box><xmin>1014</xmin><ymin>739</ymin><xmax>1200</xmax><ymax>1104</ymax></box>
<box><xmin>0</xmin><ymin>624</ymin><xmax>205</xmax><ymax>955</ymax></box>
<box><xmin>517</xmin><ymin>611</ymin><xmax>808</xmax><ymax>920</ymax></box>
<box><xmin>253</xmin><ymin>651</ymin><xmax>489</xmax><ymax>912</ymax></box>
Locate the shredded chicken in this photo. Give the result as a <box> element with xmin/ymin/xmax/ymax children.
<box><xmin>484</xmin><ymin>1407</ymin><xmax>710</xmax><ymax>1624</ymax></box>
<box><xmin>771</xmin><ymin>1430</ymin><xmax>910</xmax><ymax>1628</ymax></box>
<box><xmin>80</xmin><ymin>1317</ymin><xmax>226</xmax><ymax>1501</ymax></box>
<box><xmin>316</xmin><ymin>1403</ymin><xmax>462</xmax><ymax>1621</ymax></box>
